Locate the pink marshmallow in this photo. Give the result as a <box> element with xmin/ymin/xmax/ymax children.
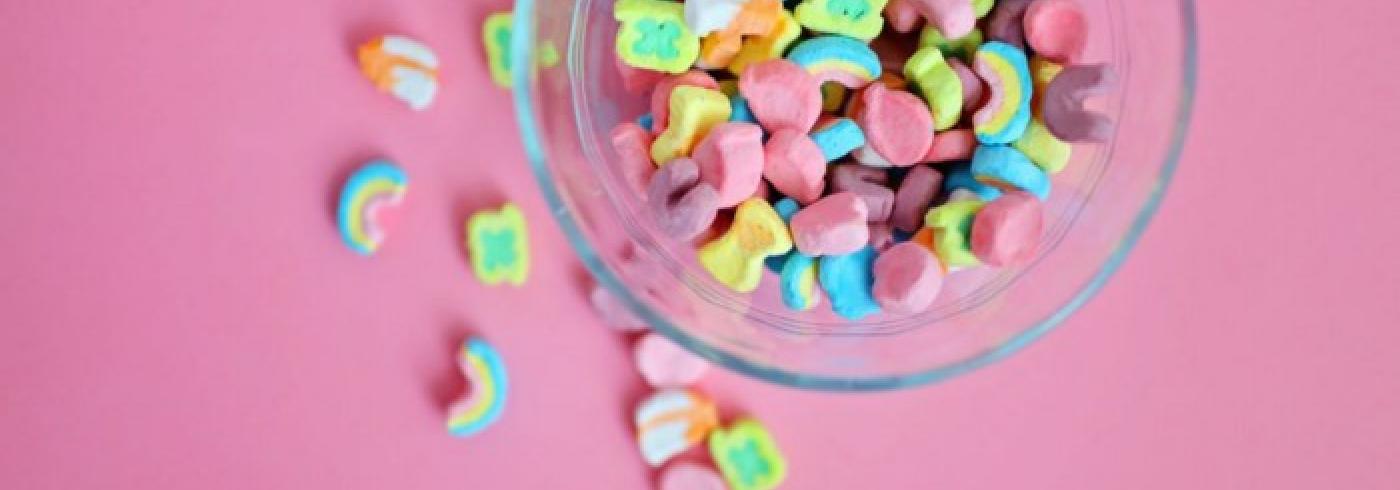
<box><xmin>1043</xmin><ymin>64</ymin><xmax>1115</xmax><ymax>143</ymax></box>
<box><xmin>647</xmin><ymin>158</ymin><xmax>722</xmax><ymax>240</ymax></box>
<box><xmin>948</xmin><ymin>58</ymin><xmax>986</xmax><ymax>115</ymax></box>
<box><xmin>762</xmin><ymin>129</ymin><xmax>828</xmax><ymax>205</ymax></box>
<box><xmin>739</xmin><ymin>59</ymin><xmax>823</xmax><ymax>134</ymax></box>
<box><xmin>660</xmin><ymin>462</ymin><xmax>728</xmax><ymax>490</ymax></box>
<box><xmin>651</xmin><ymin>71</ymin><xmax>721</xmax><ymax>135</ymax></box>
<box><xmin>611</xmin><ymin>122</ymin><xmax>657</xmax><ymax>196</ymax></box>
<box><xmin>884</xmin><ymin>0</ymin><xmax>922</xmax><ymax>33</ymax></box>
<box><xmin>829</xmin><ymin>164</ymin><xmax>894</xmax><ymax>223</ymax></box>
<box><xmin>907</xmin><ymin>0</ymin><xmax>976</xmax><ymax>39</ymax></box>
<box><xmin>692</xmin><ymin>122</ymin><xmax>766</xmax><ymax>208</ymax></box>
<box><xmin>923</xmin><ymin>129</ymin><xmax>977</xmax><ymax>162</ymax></box>
<box><xmin>970</xmin><ymin>190</ymin><xmax>1045</xmax><ymax>266</ymax></box>
<box><xmin>634</xmin><ymin>332</ymin><xmax>710</xmax><ymax>388</ymax></box>
<box><xmin>856</xmin><ymin>83</ymin><xmax>934</xmax><ymax>167</ymax></box>
<box><xmin>873</xmin><ymin>241</ymin><xmax>945</xmax><ymax>314</ymax></box>
<box><xmin>790</xmin><ymin>192</ymin><xmax>870</xmax><ymax>256</ymax></box>
<box><xmin>892</xmin><ymin>164</ymin><xmax>942</xmax><ymax>233</ymax></box>
<box><xmin>1024</xmin><ymin>0</ymin><xmax>1089</xmax><ymax>64</ymax></box>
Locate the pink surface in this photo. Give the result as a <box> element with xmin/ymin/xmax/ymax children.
<box><xmin>1</xmin><ymin>1</ymin><xmax>1397</xmax><ymax>489</ymax></box>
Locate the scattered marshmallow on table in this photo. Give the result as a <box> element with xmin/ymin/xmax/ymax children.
<box><xmin>446</xmin><ymin>337</ymin><xmax>508</xmax><ymax>438</ymax></box>
<box><xmin>482</xmin><ymin>13</ymin><xmax>514</xmax><ymax>88</ymax></box>
<box><xmin>635</xmin><ymin>332</ymin><xmax>711</xmax><ymax>388</ymax></box>
<box><xmin>709</xmin><ymin>418</ymin><xmax>788</xmax><ymax>490</ymax></box>
<box><xmin>357</xmin><ymin>35</ymin><xmax>440</xmax><ymax>110</ymax></box>
<box><xmin>660</xmin><ymin>462</ymin><xmax>730</xmax><ymax>490</ymax></box>
<box><xmin>636</xmin><ymin>389</ymin><xmax>720</xmax><ymax>466</ymax></box>
<box><xmin>337</xmin><ymin>160</ymin><xmax>408</xmax><ymax>256</ymax></box>
<box><xmin>466</xmin><ymin>203</ymin><xmax>531</xmax><ymax>287</ymax></box>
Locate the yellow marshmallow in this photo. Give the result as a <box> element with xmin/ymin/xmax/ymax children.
<box><xmin>1013</xmin><ymin>118</ymin><xmax>1071</xmax><ymax>174</ymax></box>
<box><xmin>924</xmin><ymin>200</ymin><xmax>985</xmax><ymax>268</ymax></box>
<box><xmin>904</xmin><ymin>46</ymin><xmax>963</xmax><ymax>131</ymax></box>
<box><xmin>698</xmin><ymin>198</ymin><xmax>793</xmax><ymax>292</ymax></box>
<box><xmin>651</xmin><ymin>85</ymin><xmax>732</xmax><ymax>165</ymax></box>
<box><xmin>726</xmin><ymin>9</ymin><xmax>802</xmax><ymax>76</ymax></box>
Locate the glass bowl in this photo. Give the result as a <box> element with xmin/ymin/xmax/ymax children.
<box><xmin>508</xmin><ymin>0</ymin><xmax>1197</xmax><ymax>391</ymax></box>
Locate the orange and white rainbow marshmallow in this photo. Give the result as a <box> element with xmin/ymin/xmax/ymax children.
<box><xmin>358</xmin><ymin>35</ymin><xmax>440</xmax><ymax>111</ymax></box>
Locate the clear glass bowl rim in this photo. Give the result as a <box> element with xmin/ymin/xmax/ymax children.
<box><xmin>508</xmin><ymin>0</ymin><xmax>1199</xmax><ymax>391</ymax></box>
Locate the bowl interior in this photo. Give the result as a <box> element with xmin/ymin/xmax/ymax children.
<box><xmin>510</xmin><ymin>0</ymin><xmax>1197</xmax><ymax>390</ymax></box>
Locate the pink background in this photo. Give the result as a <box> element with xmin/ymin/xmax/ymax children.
<box><xmin>1</xmin><ymin>0</ymin><xmax>1397</xmax><ymax>488</ymax></box>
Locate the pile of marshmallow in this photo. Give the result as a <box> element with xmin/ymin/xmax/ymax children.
<box><xmin>610</xmin><ymin>0</ymin><xmax>1110</xmax><ymax>320</ymax></box>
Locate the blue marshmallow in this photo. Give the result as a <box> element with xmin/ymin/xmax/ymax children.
<box><xmin>811</xmin><ymin>118</ymin><xmax>866</xmax><ymax>162</ymax></box>
<box><xmin>971</xmin><ymin>145</ymin><xmax>1050</xmax><ymax>200</ymax></box>
<box><xmin>819</xmin><ymin>246</ymin><xmax>882</xmax><ymax>321</ymax></box>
